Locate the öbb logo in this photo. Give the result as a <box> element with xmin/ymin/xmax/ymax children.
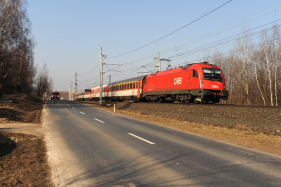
<box><xmin>211</xmin><ymin>85</ymin><xmax>219</xmax><ymax>88</ymax></box>
<box><xmin>174</xmin><ymin>77</ymin><xmax>182</xmax><ymax>85</ymax></box>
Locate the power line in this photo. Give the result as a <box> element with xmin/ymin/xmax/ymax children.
<box><xmin>168</xmin><ymin>21</ymin><xmax>281</xmax><ymax>60</ymax></box>
<box><xmin>107</xmin><ymin>0</ymin><xmax>233</xmax><ymax>59</ymax></box>
<box><xmin>160</xmin><ymin>5</ymin><xmax>281</xmax><ymax>55</ymax></box>
<box><xmin>77</xmin><ymin>3</ymin><xmax>281</xmax><ymax>86</ymax></box>
<box><xmin>104</xmin><ymin>1</ymin><xmax>281</xmax><ymax>68</ymax></box>
<box><xmin>77</xmin><ymin>64</ymin><xmax>99</xmax><ymax>76</ymax></box>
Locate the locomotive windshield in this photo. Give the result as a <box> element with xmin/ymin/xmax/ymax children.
<box><xmin>202</xmin><ymin>68</ymin><xmax>222</xmax><ymax>81</ymax></box>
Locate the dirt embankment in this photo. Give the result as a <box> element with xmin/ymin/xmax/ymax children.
<box><xmin>0</xmin><ymin>94</ymin><xmax>43</xmax><ymax>123</ymax></box>
<box><xmin>83</xmin><ymin>101</ymin><xmax>281</xmax><ymax>157</ymax></box>
<box><xmin>0</xmin><ymin>94</ymin><xmax>53</xmax><ymax>187</ymax></box>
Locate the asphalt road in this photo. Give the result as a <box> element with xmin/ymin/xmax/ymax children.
<box><xmin>43</xmin><ymin>100</ymin><xmax>281</xmax><ymax>187</ymax></box>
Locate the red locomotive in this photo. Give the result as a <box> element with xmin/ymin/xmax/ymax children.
<box><xmin>142</xmin><ymin>62</ymin><xmax>228</xmax><ymax>103</ymax></box>
<box><xmin>77</xmin><ymin>62</ymin><xmax>228</xmax><ymax>104</ymax></box>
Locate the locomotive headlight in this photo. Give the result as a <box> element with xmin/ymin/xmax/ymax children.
<box><xmin>201</xmin><ymin>82</ymin><xmax>204</xmax><ymax>88</ymax></box>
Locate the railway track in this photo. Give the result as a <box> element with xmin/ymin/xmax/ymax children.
<box><xmin>84</xmin><ymin>99</ymin><xmax>281</xmax><ymax>109</ymax></box>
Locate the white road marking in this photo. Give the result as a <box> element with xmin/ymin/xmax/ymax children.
<box><xmin>94</xmin><ymin>118</ymin><xmax>104</xmax><ymax>123</ymax></box>
<box><xmin>80</xmin><ymin>112</ymin><xmax>85</xmax><ymax>114</ymax></box>
<box><xmin>128</xmin><ymin>133</ymin><xmax>155</xmax><ymax>145</ymax></box>
<box><xmin>72</xmin><ymin>107</ymin><xmax>75</xmax><ymax>109</ymax></box>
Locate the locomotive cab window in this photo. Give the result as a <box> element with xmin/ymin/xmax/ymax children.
<box><xmin>193</xmin><ymin>70</ymin><xmax>199</xmax><ymax>78</ymax></box>
<box><xmin>203</xmin><ymin>68</ymin><xmax>222</xmax><ymax>81</ymax></box>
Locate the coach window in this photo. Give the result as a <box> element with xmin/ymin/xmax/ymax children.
<box><xmin>133</xmin><ymin>82</ymin><xmax>135</xmax><ymax>89</ymax></box>
<box><xmin>193</xmin><ymin>70</ymin><xmax>199</xmax><ymax>78</ymax></box>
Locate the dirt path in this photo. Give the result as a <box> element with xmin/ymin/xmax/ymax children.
<box><xmin>0</xmin><ymin>94</ymin><xmax>53</xmax><ymax>187</ymax></box>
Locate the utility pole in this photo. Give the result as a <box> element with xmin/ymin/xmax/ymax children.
<box><xmin>75</xmin><ymin>72</ymin><xmax>77</xmax><ymax>100</ymax></box>
<box><xmin>109</xmin><ymin>75</ymin><xmax>111</xmax><ymax>84</ymax></box>
<box><xmin>99</xmin><ymin>47</ymin><xmax>103</xmax><ymax>105</ymax></box>
<box><xmin>158</xmin><ymin>52</ymin><xmax>161</xmax><ymax>72</ymax></box>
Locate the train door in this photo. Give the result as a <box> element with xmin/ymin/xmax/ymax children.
<box><xmin>192</xmin><ymin>69</ymin><xmax>200</xmax><ymax>89</ymax></box>
<box><xmin>187</xmin><ymin>70</ymin><xmax>192</xmax><ymax>89</ymax></box>
<box><xmin>137</xmin><ymin>81</ymin><xmax>141</xmax><ymax>98</ymax></box>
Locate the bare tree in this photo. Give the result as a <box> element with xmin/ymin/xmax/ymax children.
<box><xmin>272</xmin><ymin>26</ymin><xmax>280</xmax><ymax>106</ymax></box>
<box><xmin>206</xmin><ymin>25</ymin><xmax>281</xmax><ymax>106</ymax></box>
<box><xmin>0</xmin><ymin>0</ymin><xmax>36</xmax><ymax>95</ymax></box>
<box><xmin>34</xmin><ymin>63</ymin><xmax>53</xmax><ymax>98</ymax></box>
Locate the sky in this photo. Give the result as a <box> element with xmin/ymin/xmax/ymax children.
<box><xmin>28</xmin><ymin>0</ymin><xmax>281</xmax><ymax>92</ymax></box>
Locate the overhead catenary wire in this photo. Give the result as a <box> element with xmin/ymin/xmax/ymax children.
<box><xmin>110</xmin><ymin>22</ymin><xmax>281</xmax><ymax>81</ymax></box>
<box><xmin>160</xmin><ymin>6</ymin><xmax>281</xmax><ymax>56</ymax></box>
<box><xmin>78</xmin><ymin>2</ymin><xmax>281</xmax><ymax>88</ymax></box>
<box><xmin>106</xmin><ymin>0</ymin><xmax>233</xmax><ymax>59</ymax></box>
<box><xmin>77</xmin><ymin>64</ymin><xmax>100</xmax><ymax>76</ymax></box>
<box><xmin>168</xmin><ymin>21</ymin><xmax>281</xmax><ymax>60</ymax></box>
<box><xmin>104</xmin><ymin>2</ymin><xmax>281</xmax><ymax>69</ymax></box>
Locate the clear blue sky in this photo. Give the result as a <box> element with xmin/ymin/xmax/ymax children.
<box><xmin>28</xmin><ymin>0</ymin><xmax>281</xmax><ymax>91</ymax></box>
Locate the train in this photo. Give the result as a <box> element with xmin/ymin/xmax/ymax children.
<box><xmin>76</xmin><ymin>62</ymin><xmax>229</xmax><ymax>104</ymax></box>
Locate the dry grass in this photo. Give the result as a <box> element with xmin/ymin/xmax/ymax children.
<box><xmin>0</xmin><ymin>94</ymin><xmax>43</xmax><ymax>123</ymax></box>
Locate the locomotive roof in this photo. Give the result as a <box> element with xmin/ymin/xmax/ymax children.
<box><xmin>109</xmin><ymin>75</ymin><xmax>146</xmax><ymax>86</ymax></box>
<box><xmin>147</xmin><ymin>63</ymin><xmax>220</xmax><ymax>77</ymax></box>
